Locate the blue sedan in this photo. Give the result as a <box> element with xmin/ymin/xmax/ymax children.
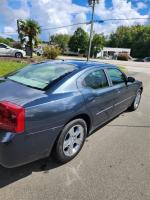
<box><xmin>0</xmin><ymin>60</ymin><xmax>143</xmax><ymax>168</ymax></box>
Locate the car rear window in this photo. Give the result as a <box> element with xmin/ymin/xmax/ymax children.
<box><xmin>8</xmin><ymin>63</ymin><xmax>76</xmax><ymax>90</ymax></box>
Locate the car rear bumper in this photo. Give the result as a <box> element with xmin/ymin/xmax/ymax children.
<box><xmin>0</xmin><ymin>127</ymin><xmax>61</xmax><ymax>168</ymax></box>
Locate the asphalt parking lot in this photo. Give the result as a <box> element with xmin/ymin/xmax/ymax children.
<box><xmin>0</xmin><ymin>64</ymin><xmax>150</xmax><ymax>200</ymax></box>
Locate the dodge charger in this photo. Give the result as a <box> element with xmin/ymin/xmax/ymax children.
<box><xmin>0</xmin><ymin>60</ymin><xmax>143</xmax><ymax>168</ymax></box>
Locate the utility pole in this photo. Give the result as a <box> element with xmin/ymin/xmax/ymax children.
<box><xmin>17</xmin><ymin>19</ymin><xmax>20</xmax><ymax>35</ymax></box>
<box><xmin>49</xmin><ymin>33</ymin><xmax>51</xmax><ymax>45</ymax></box>
<box><xmin>87</xmin><ymin>0</ymin><xmax>100</xmax><ymax>61</ymax></box>
<box><xmin>17</xmin><ymin>19</ymin><xmax>24</xmax><ymax>48</ymax></box>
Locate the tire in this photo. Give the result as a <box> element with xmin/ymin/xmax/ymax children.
<box><xmin>129</xmin><ymin>89</ymin><xmax>142</xmax><ymax>111</ymax></box>
<box><xmin>53</xmin><ymin>119</ymin><xmax>87</xmax><ymax>163</ymax></box>
<box><xmin>37</xmin><ymin>52</ymin><xmax>41</xmax><ymax>56</ymax></box>
<box><xmin>15</xmin><ymin>52</ymin><xmax>23</xmax><ymax>58</ymax></box>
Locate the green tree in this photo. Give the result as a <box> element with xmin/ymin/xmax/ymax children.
<box><xmin>108</xmin><ymin>25</ymin><xmax>150</xmax><ymax>58</ymax></box>
<box><xmin>108</xmin><ymin>26</ymin><xmax>132</xmax><ymax>48</ymax></box>
<box><xmin>69</xmin><ymin>28</ymin><xmax>89</xmax><ymax>54</ymax></box>
<box><xmin>6</xmin><ymin>37</ymin><xmax>15</xmax><ymax>43</ymax></box>
<box><xmin>18</xmin><ymin>19</ymin><xmax>41</xmax><ymax>57</ymax></box>
<box><xmin>131</xmin><ymin>25</ymin><xmax>150</xmax><ymax>58</ymax></box>
<box><xmin>91</xmin><ymin>33</ymin><xmax>106</xmax><ymax>58</ymax></box>
<box><xmin>0</xmin><ymin>37</ymin><xmax>14</xmax><ymax>46</ymax></box>
<box><xmin>51</xmin><ymin>34</ymin><xmax>70</xmax><ymax>52</ymax></box>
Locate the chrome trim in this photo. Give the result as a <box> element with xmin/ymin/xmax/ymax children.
<box><xmin>96</xmin><ymin>105</ymin><xmax>113</xmax><ymax>116</ymax></box>
<box><xmin>114</xmin><ymin>96</ymin><xmax>134</xmax><ymax>106</ymax></box>
<box><xmin>96</xmin><ymin>95</ymin><xmax>134</xmax><ymax>116</ymax></box>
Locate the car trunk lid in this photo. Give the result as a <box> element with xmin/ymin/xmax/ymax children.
<box><xmin>0</xmin><ymin>79</ymin><xmax>46</xmax><ymax>106</ymax></box>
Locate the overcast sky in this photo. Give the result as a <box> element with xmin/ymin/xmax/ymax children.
<box><xmin>0</xmin><ymin>0</ymin><xmax>150</xmax><ymax>40</ymax></box>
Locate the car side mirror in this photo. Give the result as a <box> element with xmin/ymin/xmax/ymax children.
<box><xmin>127</xmin><ymin>76</ymin><xmax>135</xmax><ymax>83</ymax></box>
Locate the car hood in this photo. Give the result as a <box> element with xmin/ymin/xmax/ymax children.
<box><xmin>11</xmin><ymin>48</ymin><xmax>25</xmax><ymax>53</ymax></box>
<box><xmin>0</xmin><ymin>79</ymin><xmax>46</xmax><ymax>106</ymax></box>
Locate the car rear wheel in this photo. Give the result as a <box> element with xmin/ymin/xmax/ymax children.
<box><xmin>129</xmin><ymin>89</ymin><xmax>142</xmax><ymax>111</ymax></box>
<box><xmin>15</xmin><ymin>52</ymin><xmax>23</xmax><ymax>58</ymax></box>
<box><xmin>53</xmin><ymin>119</ymin><xmax>87</xmax><ymax>163</ymax></box>
<box><xmin>37</xmin><ymin>52</ymin><xmax>41</xmax><ymax>56</ymax></box>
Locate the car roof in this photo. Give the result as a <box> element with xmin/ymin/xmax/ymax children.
<box><xmin>36</xmin><ymin>59</ymin><xmax>117</xmax><ymax>70</ymax></box>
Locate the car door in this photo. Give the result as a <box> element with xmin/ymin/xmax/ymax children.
<box><xmin>106</xmin><ymin>68</ymin><xmax>135</xmax><ymax>116</ymax></box>
<box><xmin>3</xmin><ymin>45</ymin><xmax>14</xmax><ymax>56</ymax></box>
<box><xmin>77</xmin><ymin>68</ymin><xmax>116</xmax><ymax>128</ymax></box>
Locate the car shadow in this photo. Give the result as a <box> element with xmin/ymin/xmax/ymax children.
<box><xmin>88</xmin><ymin>114</ymin><xmax>121</xmax><ymax>137</ymax></box>
<box><xmin>0</xmin><ymin>157</ymin><xmax>62</xmax><ymax>188</ymax></box>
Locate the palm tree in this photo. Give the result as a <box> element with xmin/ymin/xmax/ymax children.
<box><xmin>18</xmin><ymin>19</ymin><xmax>41</xmax><ymax>57</ymax></box>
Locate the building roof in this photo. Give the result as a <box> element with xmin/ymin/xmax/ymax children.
<box><xmin>102</xmin><ymin>47</ymin><xmax>131</xmax><ymax>52</ymax></box>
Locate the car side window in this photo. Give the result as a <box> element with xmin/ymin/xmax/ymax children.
<box><xmin>107</xmin><ymin>68</ymin><xmax>126</xmax><ymax>85</ymax></box>
<box><xmin>0</xmin><ymin>44</ymin><xmax>6</xmax><ymax>48</ymax></box>
<box><xmin>83</xmin><ymin>69</ymin><xmax>109</xmax><ymax>89</ymax></box>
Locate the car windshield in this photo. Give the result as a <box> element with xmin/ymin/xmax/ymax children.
<box><xmin>8</xmin><ymin>62</ymin><xmax>76</xmax><ymax>90</ymax></box>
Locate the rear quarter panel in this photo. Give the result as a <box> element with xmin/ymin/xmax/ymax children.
<box><xmin>25</xmin><ymin>91</ymin><xmax>88</xmax><ymax>133</ymax></box>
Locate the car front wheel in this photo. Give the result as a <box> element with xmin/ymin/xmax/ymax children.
<box><xmin>129</xmin><ymin>89</ymin><xmax>142</xmax><ymax>111</ymax></box>
<box><xmin>15</xmin><ymin>52</ymin><xmax>23</xmax><ymax>58</ymax></box>
<box><xmin>53</xmin><ymin>119</ymin><xmax>87</xmax><ymax>163</ymax></box>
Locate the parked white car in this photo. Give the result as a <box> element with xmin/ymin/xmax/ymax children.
<box><xmin>35</xmin><ymin>46</ymin><xmax>43</xmax><ymax>56</ymax></box>
<box><xmin>143</xmin><ymin>57</ymin><xmax>150</xmax><ymax>62</ymax></box>
<box><xmin>0</xmin><ymin>43</ymin><xmax>26</xmax><ymax>58</ymax></box>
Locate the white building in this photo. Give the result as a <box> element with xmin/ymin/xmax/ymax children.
<box><xmin>97</xmin><ymin>47</ymin><xmax>131</xmax><ymax>59</ymax></box>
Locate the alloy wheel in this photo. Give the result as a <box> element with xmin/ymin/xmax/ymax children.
<box><xmin>63</xmin><ymin>125</ymin><xmax>84</xmax><ymax>157</ymax></box>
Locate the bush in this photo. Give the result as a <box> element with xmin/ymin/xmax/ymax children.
<box><xmin>117</xmin><ymin>53</ymin><xmax>129</xmax><ymax>61</ymax></box>
<box><xmin>43</xmin><ymin>45</ymin><xmax>61</xmax><ymax>59</ymax></box>
<box><xmin>12</xmin><ymin>42</ymin><xmax>22</xmax><ymax>49</ymax></box>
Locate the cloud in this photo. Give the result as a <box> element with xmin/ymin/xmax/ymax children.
<box><xmin>0</xmin><ymin>0</ymin><xmax>89</xmax><ymax>39</ymax></box>
<box><xmin>0</xmin><ymin>0</ymin><xmax>149</xmax><ymax>39</ymax></box>
<box><xmin>93</xmin><ymin>0</ymin><xmax>149</xmax><ymax>35</ymax></box>
<box><xmin>0</xmin><ymin>0</ymin><xmax>29</xmax><ymax>37</ymax></box>
<box><xmin>4</xmin><ymin>26</ymin><xmax>16</xmax><ymax>33</ymax></box>
<box><xmin>136</xmin><ymin>2</ymin><xmax>147</xmax><ymax>10</ymax></box>
<box><xmin>29</xmin><ymin>0</ymin><xmax>89</xmax><ymax>39</ymax></box>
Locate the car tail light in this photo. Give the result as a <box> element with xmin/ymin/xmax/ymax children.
<box><xmin>0</xmin><ymin>101</ymin><xmax>25</xmax><ymax>133</ymax></box>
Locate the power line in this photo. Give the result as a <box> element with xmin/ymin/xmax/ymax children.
<box><xmin>42</xmin><ymin>17</ymin><xmax>150</xmax><ymax>31</ymax></box>
<box><xmin>0</xmin><ymin>22</ymin><xmax>89</xmax><ymax>34</ymax></box>
<box><xmin>0</xmin><ymin>31</ymin><xmax>17</xmax><ymax>34</ymax></box>
<box><xmin>42</xmin><ymin>22</ymin><xmax>91</xmax><ymax>31</ymax></box>
<box><xmin>0</xmin><ymin>17</ymin><xmax>150</xmax><ymax>35</ymax></box>
<box><xmin>101</xmin><ymin>17</ymin><xmax>150</xmax><ymax>22</ymax></box>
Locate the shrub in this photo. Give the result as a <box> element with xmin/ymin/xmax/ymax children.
<box><xmin>43</xmin><ymin>45</ymin><xmax>61</xmax><ymax>59</ymax></box>
<box><xmin>117</xmin><ymin>53</ymin><xmax>129</xmax><ymax>61</ymax></box>
<box><xmin>12</xmin><ymin>42</ymin><xmax>22</xmax><ymax>49</ymax></box>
